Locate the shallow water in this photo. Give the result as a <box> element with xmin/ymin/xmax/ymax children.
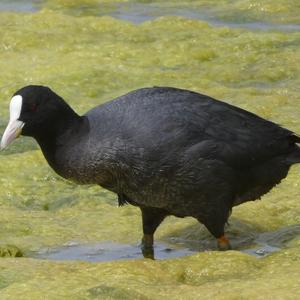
<box><xmin>0</xmin><ymin>0</ymin><xmax>41</xmax><ymax>12</ymax></box>
<box><xmin>34</xmin><ymin>241</ymin><xmax>195</xmax><ymax>261</ymax></box>
<box><xmin>98</xmin><ymin>3</ymin><xmax>300</xmax><ymax>31</ymax></box>
<box><xmin>0</xmin><ymin>0</ymin><xmax>300</xmax><ymax>299</ymax></box>
<box><xmin>1</xmin><ymin>0</ymin><xmax>299</xmax><ymax>31</ymax></box>
<box><xmin>35</xmin><ymin>224</ymin><xmax>300</xmax><ymax>262</ymax></box>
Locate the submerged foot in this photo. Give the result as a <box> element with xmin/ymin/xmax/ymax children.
<box><xmin>217</xmin><ymin>235</ymin><xmax>232</xmax><ymax>251</ymax></box>
<box><xmin>141</xmin><ymin>234</ymin><xmax>154</xmax><ymax>259</ymax></box>
<box><xmin>141</xmin><ymin>245</ymin><xmax>154</xmax><ymax>259</ymax></box>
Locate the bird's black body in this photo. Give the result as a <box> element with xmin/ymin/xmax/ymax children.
<box><xmin>4</xmin><ymin>85</ymin><xmax>300</xmax><ymax>256</ymax></box>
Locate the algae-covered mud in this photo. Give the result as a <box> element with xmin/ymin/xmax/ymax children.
<box><xmin>0</xmin><ymin>0</ymin><xmax>300</xmax><ymax>299</ymax></box>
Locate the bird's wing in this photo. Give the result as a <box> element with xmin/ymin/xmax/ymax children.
<box><xmin>201</xmin><ymin>101</ymin><xmax>295</xmax><ymax>168</ymax></box>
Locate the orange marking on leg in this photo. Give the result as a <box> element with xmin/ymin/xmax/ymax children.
<box><xmin>217</xmin><ymin>235</ymin><xmax>231</xmax><ymax>250</ymax></box>
<box><xmin>218</xmin><ymin>235</ymin><xmax>229</xmax><ymax>244</ymax></box>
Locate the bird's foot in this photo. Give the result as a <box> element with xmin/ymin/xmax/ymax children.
<box><xmin>141</xmin><ymin>234</ymin><xmax>154</xmax><ymax>259</ymax></box>
<box><xmin>142</xmin><ymin>245</ymin><xmax>154</xmax><ymax>259</ymax></box>
<box><xmin>217</xmin><ymin>235</ymin><xmax>232</xmax><ymax>251</ymax></box>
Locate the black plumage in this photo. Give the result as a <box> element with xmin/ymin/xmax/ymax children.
<box><xmin>2</xmin><ymin>85</ymin><xmax>300</xmax><ymax>257</ymax></box>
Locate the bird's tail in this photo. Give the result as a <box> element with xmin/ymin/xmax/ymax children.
<box><xmin>291</xmin><ymin>134</ymin><xmax>300</xmax><ymax>144</ymax></box>
<box><xmin>287</xmin><ymin>134</ymin><xmax>300</xmax><ymax>164</ymax></box>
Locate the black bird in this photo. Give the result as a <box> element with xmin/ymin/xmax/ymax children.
<box><xmin>1</xmin><ymin>85</ymin><xmax>300</xmax><ymax>258</ymax></box>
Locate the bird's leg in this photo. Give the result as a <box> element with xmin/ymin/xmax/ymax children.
<box><xmin>217</xmin><ymin>235</ymin><xmax>231</xmax><ymax>251</ymax></box>
<box><xmin>201</xmin><ymin>211</ymin><xmax>232</xmax><ymax>251</ymax></box>
<box><xmin>141</xmin><ymin>234</ymin><xmax>154</xmax><ymax>259</ymax></box>
<box><xmin>140</xmin><ymin>207</ymin><xmax>167</xmax><ymax>259</ymax></box>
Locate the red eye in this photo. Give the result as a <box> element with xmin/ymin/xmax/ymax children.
<box><xmin>30</xmin><ymin>103</ymin><xmax>37</xmax><ymax>112</ymax></box>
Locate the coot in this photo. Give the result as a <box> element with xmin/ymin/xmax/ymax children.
<box><xmin>1</xmin><ymin>86</ymin><xmax>300</xmax><ymax>258</ymax></box>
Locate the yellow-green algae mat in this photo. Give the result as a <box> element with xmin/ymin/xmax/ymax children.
<box><xmin>0</xmin><ymin>1</ymin><xmax>300</xmax><ymax>299</ymax></box>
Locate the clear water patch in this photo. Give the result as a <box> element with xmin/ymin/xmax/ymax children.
<box><xmin>32</xmin><ymin>224</ymin><xmax>300</xmax><ymax>262</ymax></box>
<box><xmin>0</xmin><ymin>0</ymin><xmax>42</xmax><ymax>12</ymax></box>
<box><xmin>33</xmin><ymin>241</ymin><xmax>195</xmax><ymax>261</ymax></box>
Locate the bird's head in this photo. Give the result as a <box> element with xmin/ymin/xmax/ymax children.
<box><xmin>1</xmin><ymin>85</ymin><xmax>77</xmax><ymax>149</ymax></box>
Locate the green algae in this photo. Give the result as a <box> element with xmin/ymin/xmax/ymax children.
<box><xmin>0</xmin><ymin>250</ymin><xmax>300</xmax><ymax>299</ymax></box>
<box><xmin>0</xmin><ymin>9</ymin><xmax>299</xmax><ymax>123</ymax></box>
<box><xmin>0</xmin><ymin>245</ymin><xmax>22</xmax><ymax>257</ymax></box>
<box><xmin>0</xmin><ymin>1</ymin><xmax>300</xmax><ymax>299</ymax></box>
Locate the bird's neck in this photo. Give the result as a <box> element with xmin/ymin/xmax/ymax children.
<box><xmin>35</xmin><ymin>112</ymin><xmax>89</xmax><ymax>179</ymax></box>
